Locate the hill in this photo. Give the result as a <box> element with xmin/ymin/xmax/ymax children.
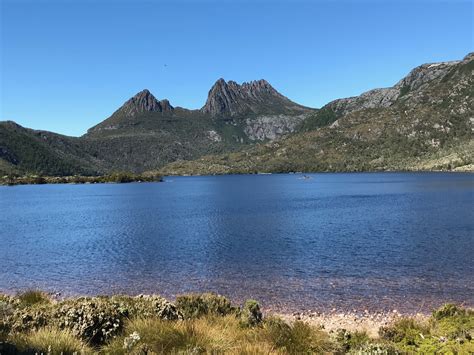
<box><xmin>1</xmin><ymin>79</ymin><xmax>313</xmax><ymax>175</ymax></box>
<box><xmin>1</xmin><ymin>53</ymin><xmax>472</xmax><ymax>176</ymax></box>
<box><xmin>160</xmin><ymin>53</ymin><xmax>473</xmax><ymax>174</ymax></box>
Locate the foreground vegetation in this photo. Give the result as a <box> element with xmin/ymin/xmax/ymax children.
<box><xmin>0</xmin><ymin>291</ymin><xmax>472</xmax><ymax>354</ymax></box>
<box><xmin>0</xmin><ymin>172</ymin><xmax>162</xmax><ymax>186</ymax></box>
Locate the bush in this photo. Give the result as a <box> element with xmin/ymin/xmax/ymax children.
<box><xmin>432</xmin><ymin>303</ymin><xmax>466</xmax><ymax>320</ymax></box>
<box><xmin>53</xmin><ymin>298</ymin><xmax>128</xmax><ymax>345</ymax></box>
<box><xmin>351</xmin><ymin>342</ymin><xmax>398</xmax><ymax>354</ymax></box>
<box><xmin>240</xmin><ymin>299</ymin><xmax>263</xmax><ymax>327</ymax></box>
<box><xmin>430</xmin><ymin>304</ymin><xmax>474</xmax><ymax>341</ymax></box>
<box><xmin>335</xmin><ymin>328</ymin><xmax>370</xmax><ymax>352</ymax></box>
<box><xmin>112</xmin><ymin>295</ymin><xmax>182</xmax><ymax>321</ymax></box>
<box><xmin>53</xmin><ymin>295</ymin><xmax>182</xmax><ymax>345</ymax></box>
<box><xmin>379</xmin><ymin>318</ymin><xmax>428</xmax><ymax>345</ymax></box>
<box><xmin>175</xmin><ymin>293</ymin><xmax>237</xmax><ymax>319</ymax></box>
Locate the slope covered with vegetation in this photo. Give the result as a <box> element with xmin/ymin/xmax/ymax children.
<box><xmin>160</xmin><ymin>54</ymin><xmax>473</xmax><ymax>175</ymax></box>
<box><xmin>1</xmin><ymin>291</ymin><xmax>472</xmax><ymax>354</ymax></box>
<box><xmin>0</xmin><ymin>121</ymin><xmax>102</xmax><ymax>176</ymax></box>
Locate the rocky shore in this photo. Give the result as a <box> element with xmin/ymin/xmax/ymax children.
<box><xmin>280</xmin><ymin>309</ymin><xmax>429</xmax><ymax>338</ymax></box>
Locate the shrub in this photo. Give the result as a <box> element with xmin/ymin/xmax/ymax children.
<box><xmin>8</xmin><ymin>304</ymin><xmax>53</xmax><ymax>334</ymax></box>
<box><xmin>379</xmin><ymin>318</ymin><xmax>429</xmax><ymax>344</ymax></box>
<box><xmin>432</xmin><ymin>303</ymin><xmax>466</xmax><ymax>320</ymax></box>
<box><xmin>351</xmin><ymin>342</ymin><xmax>398</xmax><ymax>355</ymax></box>
<box><xmin>240</xmin><ymin>299</ymin><xmax>263</xmax><ymax>327</ymax></box>
<box><xmin>175</xmin><ymin>293</ymin><xmax>237</xmax><ymax>319</ymax></box>
<box><xmin>53</xmin><ymin>298</ymin><xmax>128</xmax><ymax>345</ymax></box>
<box><xmin>430</xmin><ymin>304</ymin><xmax>474</xmax><ymax>341</ymax></box>
<box><xmin>53</xmin><ymin>296</ymin><xmax>181</xmax><ymax>345</ymax></box>
<box><xmin>335</xmin><ymin>328</ymin><xmax>370</xmax><ymax>352</ymax></box>
<box><xmin>112</xmin><ymin>295</ymin><xmax>182</xmax><ymax>320</ymax></box>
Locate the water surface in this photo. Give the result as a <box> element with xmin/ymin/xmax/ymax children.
<box><xmin>1</xmin><ymin>173</ymin><xmax>473</xmax><ymax>313</ymax></box>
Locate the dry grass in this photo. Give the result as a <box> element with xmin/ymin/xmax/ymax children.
<box><xmin>17</xmin><ymin>290</ymin><xmax>51</xmax><ymax>307</ymax></box>
<box><xmin>10</xmin><ymin>327</ymin><xmax>93</xmax><ymax>354</ymax></box>
<box><xmin>102</xmin><ymin>314</ymin><xmax>333</xmax><ymax>354</ymax></box>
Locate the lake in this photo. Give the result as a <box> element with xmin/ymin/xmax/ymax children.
<box><xmin>1</xmin><ymin>172</ymin><xmax>473</xmax><ymax>313</ymax></box>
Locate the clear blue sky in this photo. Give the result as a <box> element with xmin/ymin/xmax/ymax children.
<box><xmin>1</xmin><ymin>0</ymin><xmax>472</xmax><ymax>136</ymax></box>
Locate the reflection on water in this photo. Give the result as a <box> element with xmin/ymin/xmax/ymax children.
<box><xmin>0</xmin><ymin>172</ymin><xmax>473</xmax><ymax>312</ymax></box>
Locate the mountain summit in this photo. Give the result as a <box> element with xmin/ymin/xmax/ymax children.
<box><xmin>115</xmin><ymin>89</ymin><xmax>174</xmax><ymax>117</ymax></box>
<box><xmin>201</xmin><ymin>78</ymin><xmax>310</xmax><ymax>118</ymax></box>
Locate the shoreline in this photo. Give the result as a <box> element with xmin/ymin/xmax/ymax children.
<box><xmin>1</xmin><ymin>169</ymin><xmax>471</xmax><ymax>186</ymax></box>
<box><xmin>1</xmin><ymin>291</ymin><xmax>472</xmax><ymax>353</ymax></box>
<box><xmin>0</xmin><ymin>172</ymin><xmax>162</xmax><ymax>186</ymax></box>
<box><xmin>277</xmin><ymin>310</ymin><xmax>429</xmax><ymax>338</ymax></box>
<box><xmin>0</xmin><ymin>289</ymin><xmax>451</xmax><ymax>336</ymax></box>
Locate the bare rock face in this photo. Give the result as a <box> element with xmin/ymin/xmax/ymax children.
<box><xmin>116</xmin><ymin>89</ymin><xmax>174</xmax><ymax>117</ymax></box>
<box><xmin>394</xmin><ymin>60</ymin><xmax>460</xmax><ymax>93</ymax></box>
<box><xmin>325</xmin><ymin>57</ymin><xmax>462</xmax><ymax>118</ymax></box>
<box><xmin>244</xmin><ymin>114</ymin><xmax>308</xmax><ymax>141</ymax></box>
<box><xmin>327</xmin><ymin>87</ymin><xmax>400</xmax><ymax>117</ymax></box>
<box><xmin>201</xmin><ymin>78</ymin><xmax>309</xmax><ymax>118</ymax></box>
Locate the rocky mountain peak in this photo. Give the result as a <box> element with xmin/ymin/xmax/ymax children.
<box><xmin>201</xmin><ymin>78</ymin><xmax>304</xmax><ymax>117</ymax></box>
<box><xmin>117</xmin><ymin>89</ymin><xmax>174</xmax><ymax>117</ymax></box>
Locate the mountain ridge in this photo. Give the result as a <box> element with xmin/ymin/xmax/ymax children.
<box><xmin>1</xmin><ymin>53</ymin><xmax>472</xmax><ymax>176</ymax></box>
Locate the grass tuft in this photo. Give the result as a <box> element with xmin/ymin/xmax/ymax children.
<box><xmin>11</xmin><ymin>327</ymin><xmax>92</xmax><ymax>354</ymax></box>
<box><xmin>17</xmin><ymin>290</ymin><xmax>51</xmax><ymax>307</ymax></box>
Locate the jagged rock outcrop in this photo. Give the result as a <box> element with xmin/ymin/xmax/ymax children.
<box><xmin>115</xmin><ymin>89</ymin><xmax>174</xmax><ymax>117</ymax></box>
<box><xmin>201</xmin><ymin>78</ymin><xmax>310</xmax><ymax>118</ymax></box>
<box><xmin>87</xmin><ymin>89</ymin><xmax>175</xmax><ymax>133</ymax></box>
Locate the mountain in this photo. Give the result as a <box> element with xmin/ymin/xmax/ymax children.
<box><xmin>1</xmin><ymin>79</ymin><xmax>313</xmax><ymax>175</ymax></box>
<box><xmin>1</xmin><ymin>53</ymin><xmax>472</xmax><ymax>177</ymax></box>
<box><xmin>201</xmin><ymin>78</ymin><xmax>309</xmax><ymax>117</ymax></box>
<box><xmin>87</xmin><ymin>89</ymin><xmax>175</xmax><ymax>133</ymax></box>
<box><xmin>0</xmin><ymin>121</ymin><xmax>102</xmax><ymax>176</ymax></box>
<box><xmin>160</xmin><ymin>53</ymin><xmax>474</xmax><ymax>175</ymax></box>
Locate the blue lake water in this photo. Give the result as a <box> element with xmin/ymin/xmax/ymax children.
<box><xmin>0</xmin><ymin>173</ymin><xmax>473</xmax><ymax>313</ymax></box>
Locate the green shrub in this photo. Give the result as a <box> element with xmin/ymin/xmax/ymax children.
<box><xmin>430</xmin><ymin>304</ymin><xmax>474</xmax><ymax>341</ymax></box>
<box><xmin>335</xmin><ymin>329</ymin><xmax>370</xmax><ymax>352</ymax></box>
<box><xmin>111</xmin><ymin>295</ymin><xmax>182</xmax><ymax>321</ymax></box>
<box><xmin>432</xmin><ymin>303</ymin><xmax>466</xmax><ymax>320</ymax></box>
<box><xmin>351</xmin><ymin>342</ymin><xmax>398</xmax><ymax>354</ymax></box>
<box><xmin>379</xmin><ymin>318</ymin><xmax>429</xmax><ymax>345</ymax></box>
<box><xmin>53</xmin><ymin>296</ymin><xmax>181</xmax><ymax>345</ymax></box>
<box><xmin>175</xmin><ymin>293</ymin><xmax>237</xmax><ymax>319</ymax></box>
<box><xmin>53</xmin><ymin>298</ymin><xmax>127</xmax><ymax>345</ymax></box>
<box><xmin>8</xmin><ymin>304</ymin><xmax>53</xmax><ymax>334</ymax></box>
<box><xmin>240</xmin><ymin>299</ymin><xmax>263</xmax><ymax>327</ymax></box>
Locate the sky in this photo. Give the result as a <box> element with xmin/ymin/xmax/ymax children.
<box><xmin>1</xmin><ymin>0</ymin><xmax>472</xmax><ymax>137</ymax></box>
